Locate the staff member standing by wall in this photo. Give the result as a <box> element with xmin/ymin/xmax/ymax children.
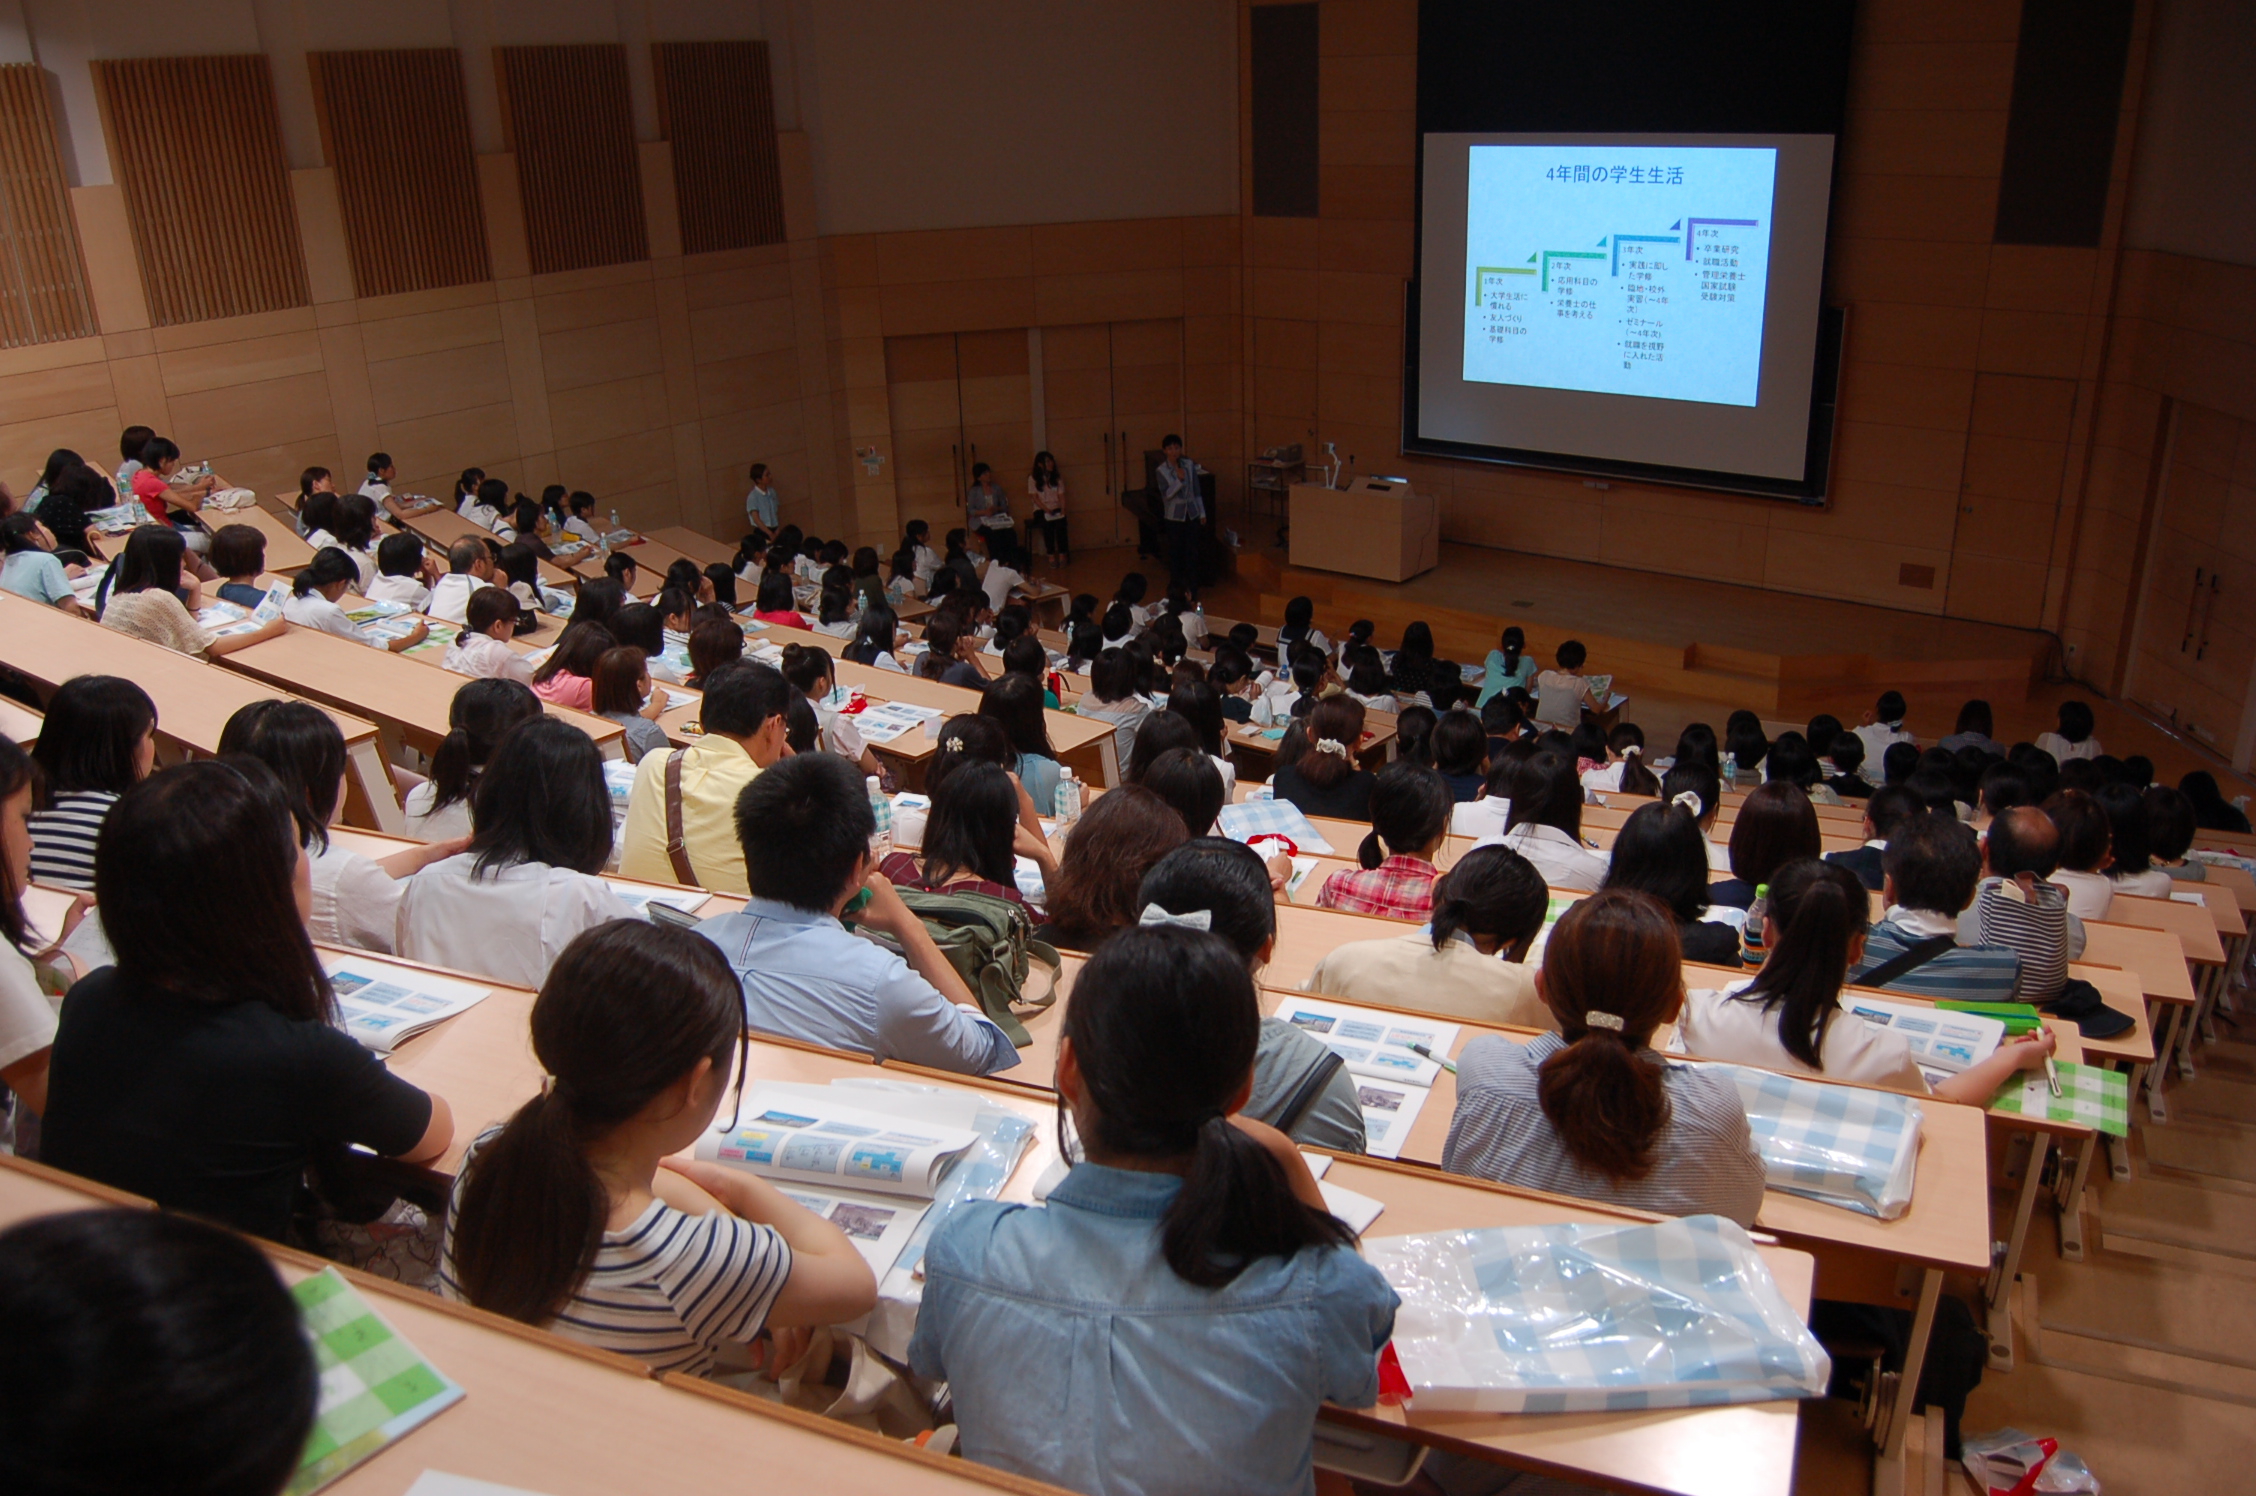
<box><xmin>1156</xmin><ymin>433</ymin><xmax>1206</xmax><ymax>604</ymax></box>
<box><xmin>744</xmin><ymin>462</ymin><xmax>779</xmax><ymax>532</ymax></box>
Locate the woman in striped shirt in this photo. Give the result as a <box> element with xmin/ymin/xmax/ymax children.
<box><xmin>440</xmin><ymin>920</ymin><xmax>876</xmax><ymax>1374</ymax></box>
<box><xmin>28</xmin><ymin>675</ymin><xmax>157</xmax><ymax>891</ymax></box>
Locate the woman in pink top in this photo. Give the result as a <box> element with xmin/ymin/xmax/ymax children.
<box><xmin>530</xmin><ymin>621</ymin><xmax>613</xmax><ymax>710</ymax></box>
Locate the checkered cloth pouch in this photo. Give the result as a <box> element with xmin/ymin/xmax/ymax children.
<box><xmin>1709</xmin><ymin>1063</ymin><xmax>1923</xmax><ymax>1220</ymax></box>
<box><xmin>1216</xmin><ymin>797</ymin><xmax>1337</xmax><ymax>856</ymax></box>
<box><xmin>1365</xmin><ymin>1214</ymin><xmax>1831</xmax><ymax>1413</ymax></box>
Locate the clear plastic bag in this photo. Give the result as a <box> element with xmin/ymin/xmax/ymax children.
<box><xmin>1711</xmin><ymin>1062</ymin><xmax>1924</xmax><ymax>1219</ymax></box>
<box><xmin>1364</xmin><ymin>1214</ymin><xmax>1832</xmax><ymax>1413</ymax></box>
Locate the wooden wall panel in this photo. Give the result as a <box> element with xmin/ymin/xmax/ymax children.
<box><xmin>91</xmin><ymin>56</ymin><xmax>309</xmax><ymax>327</ymax></box>
<box><xmin>0</xmin><ymin>65</ymin><xmax>97</xmax><ymax>347</ymax></box>
<box><xmin>653</xmin><ymin>41</ymin><xmax>785</xmax><ymax>256</ymax></box>
<box><xmin>307</xmin><ymin>49</ymin><xmax>491</xmax><ymax>299</ymax></box>
<box><xmin>493</xmin><ymin>45</ymin><xmax>647</xmax><ymax>276</ymax></box>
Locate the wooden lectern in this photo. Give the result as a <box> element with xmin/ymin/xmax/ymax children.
<box><xmin>1288</xmin><ymin>478</ymin><xmax>1440</xmax><ymax>582</ymax></box>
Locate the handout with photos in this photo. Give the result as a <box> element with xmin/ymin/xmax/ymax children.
<box><xmin>196</xmin><ymin>583</ymin><xmax>291</xmax><ymax>638</ymax></box>
<box><xmin>323</xmin><ymin>953</ymin><xmax>494</xmax><ymax>1053</ymax></box>
<box><xmin>853</xmin><ymin>700</ymin><xmax>945</xmax><ymax>744</ymax></box>
<box><xmin>1840</xmin><ymin>995</ymin><xmax>2004</xmax><ymax>1088</ymax></box>
<box><xmin>694</xmin><ymin>1082</ymin><xmax>984</xmax><ymax>1198</ymax></box>
<box><xmin>1274</xmin><ymin>997</ymin><xmax>1459</xmax><ymax>1160</ymax></box>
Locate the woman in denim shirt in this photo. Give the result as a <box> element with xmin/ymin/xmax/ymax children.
<box><xmin>909</xmin><ymin>926</ymin><xmax>1398</xmax><ymax>1496</ymax></box>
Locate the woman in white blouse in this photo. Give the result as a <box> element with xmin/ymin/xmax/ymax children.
<box><xmin>282</xmin><ymin>548</ymin><xmax>428</xmax><ymax>653</ymax></box>
<box><xmin>1476</xmin><ymin>749</ymin><xmax>1609</xmax><ymax>891</ymax></box>
<box><xmin>1677</xmin><ymin>858</ymin><xmax>2054</xmax><ymax>1103</ymax></box>
<box><xmin>2034</xmin><ymin>700</ymin><xmax>2101</xmax><ymax>766</ymax></box>
<box><xmin>218</xmin><ymin>701</ymin><xmax>463</xmax><ymax>953</ymax></box>
<box><xmin>2044</xmin><ymin>788</ymin><xmax>2116</xmax><ymax>920</ymax></box>
<box><xmin>395</xmin><ymin>718</ymin><xmax>634</xmax><ymax>988</ymax></box>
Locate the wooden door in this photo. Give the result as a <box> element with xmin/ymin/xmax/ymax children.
<box><xmin>1041</xmin><ymin>323</ymin><xmax>1118</xmax><ymax>548</ymax></box>
<box><xmin>1108</xmin><ymin>318</ymin><xmax>1185</xmax><ymax>541</ymax></box>
<box><xmin>884</xmin><ymin>334</ymin><xmax>965</xmax><ymax>547</ymax></box>
<box><xmin>2125</xmin><ymin>402</ymin><xmax>2256</xmax><ymax>766</ymax></box>
<box><xmin>955</xmin><ymin>328</ymin><xmax>1032</xmax><ymax>533</ymax></box>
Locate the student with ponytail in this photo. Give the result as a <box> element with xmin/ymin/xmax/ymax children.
<box><xmin>1443</xmin><ymin>889</ymin><xmax>1765</xmax><ymax>1224</ymax></box>
<box><xmin>282</xmin><ymin>547</ymin><xmax>429</xmax><ymax>652</ymax></box>
<box><xmin>1138</xmin><ymin>838</ymin><xmax>1366</xmax><ymax>1150</ymax></box>
<box><xmin>1315</xmin><ymin>760</ymin><xmax>1452</xmax><ymax>920</ymax></box>
<box><xmin>1306</xmin><ymin>842</ymin><xmax>1552</xmax><ymax>1028</ymax></box>
<box><xmin>441</xmin><ymin>920</ymin><xmax>875</xmax><ymax>1371</ymax></box>
<box><xmin>1270</xmin><ymin>695</ymin><xmax>1375</xmax><ymax>820</ymax></box>
<box><xmin>403</xmin><ymin>679</ymin><xmax>542</xmax><ymax>840</ymax></box>
<box><xmin>910</xmin><ymin>923</ymin><xmax>1395</xmax><ymax>1494</ymax></box>
<box><xmin>1676</xmin><ymin>858</ymin><xmax>2055</xmax><ymax>1101</ymax></box>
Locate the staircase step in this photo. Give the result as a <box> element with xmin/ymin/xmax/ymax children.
<box><xmin>2093</xmin><ymin>1174</ymin><xmax>2256</xmax><ymax>1276</ymax></box>
<box><xmin>2135</xmin><ymin>1114</ymin><xmax>2256</xmax><ymax>1185</ymax></box>
<box><xmin>2031</xmin><ymin>1246</ymin><xmax>2256</xmax><ymax>1370</ymax></box>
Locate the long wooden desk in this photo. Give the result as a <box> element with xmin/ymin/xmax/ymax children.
<box><xmin>379</xmin><ymin>965</ymin><xmax>1815</xmax><ymax>1496</ymax></box>
<box><xmin>647</xmin><ymin>525</ymin><xmax>738</xmax><ymax>568</ymax></box>
<box><xmin>216</xmin><ymin>625</ymin><xmax>625</xmax><ymax>762</ymax></box>
<box><xmin>0</xmin><ymin>1154</ymin><xmax>1078</xmax><ymax>1496</ymax></box>
<box><xmin>0</xmin><ymin>697</ymin><xmax>42</xmax><ymax>745</ymax></box>
<box><xmin>0</xmin><ymin>592</ymin><xmax>404</xmax><ymax>832</ymax></box>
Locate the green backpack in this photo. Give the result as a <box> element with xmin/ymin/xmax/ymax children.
<box><xmin>859</xmin><ymin>888</ymin><xmax>1059</xmax><ymax>1048</ymax></box>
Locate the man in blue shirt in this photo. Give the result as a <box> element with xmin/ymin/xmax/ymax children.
<box><xmin>1849</xmin><ymin>809</ymin><xmax>2021</xmax><ymax>1002</ymax></box>
<box><xmin>1155</xmin><ymin>433</ymin><xmax>1207</xmax><ymax>604</ymax></box>
<box><xmin>696</xmin><ymin>752</ymin><xmax>1018</xmax><ymax>1075</ymax></box>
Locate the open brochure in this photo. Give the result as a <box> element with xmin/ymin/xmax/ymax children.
<box><xmin>323</xmin><ymin>952</ymin><xmax>495</xmax><ymax>1053</ymax></box>
<box><xmin>1271</xmin><ymin>997</ymin><xmax>1461</xmax><ymax>1160</ymax></box>
<box><xmin>694</xmin><ymin>1079</ymin><xmax>1035</xmax><ymax>1283</ymax></box>
<box><xmin>196</xmin><ymin>583</ymin><xmax>291</xmax><ymax>637</ymax></box>
<box><xmin>854</xmin><ymin>700</ymin><xmax>945</xmax><ymax>744</ymax></box>
<box><xmin>598</xmin><ymin>878</ymin><xmax>711</xmax><ymax>921</ymax></box>
<box><xmin>1839</xmin><ymin>994</ymin><xmax>2004</xmax><ymax>1089</ymax></box>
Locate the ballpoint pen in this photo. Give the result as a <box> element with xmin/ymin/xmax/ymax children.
<box><xmin>2044</xmin><ymin>1054</ymin><xmax>2061</xmax><ymax>1098</ymax></box>
<box><xmin>1402</xmin><ymin>1040</ymin><xmax>1457</xmax><ymax>1075</ymax></box>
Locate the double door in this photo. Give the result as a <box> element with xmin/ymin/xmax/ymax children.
<box><xmin>882</xmin><ymin>319</ymin><xmax>1185</xmax><ymax>552</ymax></box>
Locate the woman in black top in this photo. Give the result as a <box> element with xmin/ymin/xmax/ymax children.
<box><xmin>1431</xmin><ymin>708</ymin><xmax>1489</xmax><ymax>801</ymax></box>
<box><xmin>1601</xmin><ymin>800</ymin><xmax>1743</xmax><ymax>967</ymax></box>
<box><xmin>42</xmin><ymin>759</ymin><xmax>452</xmax><ymax>1241</ymax></box>
<box><xmin>1271</xmin><ymin>696</ymin><xmax>1376</xmax><ymax>821</ymax></box>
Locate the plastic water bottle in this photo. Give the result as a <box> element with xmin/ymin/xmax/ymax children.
<box><xmin>1190</xmin><ymin>603</ymin><xmax>1208</xmax><ymax>648</ymax></box>
<box><xmin>1054</xmin><ymin>768</ymin><xmax>1081</xmax><ymax>827</ymax></box>
<box><xmin>609</xmin><ymin>507</ymin><xmax>621</xmax><ymax>534</ymax></box>
<box><xmin>1722</xmin><ymin>753</ymin><xmax>1738</xmax><ymax>785</ymax></box>
<box><xmin>1741</xmin><ymin>883</ymin><xmax>1769</xmax><ymax>965</ymax></box>
<box><xmin>866</xmin><ymin>775</ymin><xmax>892</xmax><ymax>859</ymax></box>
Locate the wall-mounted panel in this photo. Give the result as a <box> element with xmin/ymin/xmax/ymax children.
<box><xmin>308</xmin><ymin>49</ymin><xmax>492</xmax><ymax>298</ymax></box>
<box><xmin>494</xmin><ymin>45</ymin><xmax>648</xmax><ymax>275</ymax></box>
<box><xmin>92</xmin><ymin>56</ymin><xmax>310</xmax><ymax>328</ymax></box>
<box><xmin>0</xmin><ymin>64</ymin><xmax>97</xmax><ymax>347</ymax></box>
<box><xmin>653</xmin><ymin>41</ymin><xmax>785</xmax><ymax>255</ymax></box>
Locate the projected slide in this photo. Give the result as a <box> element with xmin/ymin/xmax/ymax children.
<box><xmin>1464</xmin><ymin>145</ymin><xmax>1777</xmax><ymax>407</ymax></box>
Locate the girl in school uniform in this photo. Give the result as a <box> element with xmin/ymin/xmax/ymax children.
<box><xmin>452</xmin><ymin>466</ymin><xmax>486</xmax><ymax>519</ymax></box>
<box><xmin>1305</xmin><ymin>843</ymin><xmax>1554</xmax><ymax>1030</ymax></box>
<box><xmin>529</xmin><ymin>621</ymin><xmax>615</xmax><ymax>710</ymax></box>
<box><xmin>294</xmin><ymin>465</ymin><xmax>336</xmax><ymax>537</ymax></box>
<box><xmin>1478</xmin><ymin>749</ymin><xmax>1609</xmax><ymax>890</ymax></box>
<box><xmin>1677</xmin><ymin>858</ymin><xmax>2056</xmax><ymax>1102</ymax></box>
<box><xmin>843</xmin><ymin>601</ymin><xmax>907</xmax><ymax>673</ymax></box>
<box><xmin>909</xmin><ymin>923</ymin><xmax>1396</xmax><ymax>1495</ymax></box>
<box><xmin>281</xmin><ymin>548</ymin><xmax>430</xmax><ymax>653</ymax></box>
<box><xmin>441</xmin><ymin>920</ymin><xmax>876</xmax><ymax>1370</ymax></box>
<box><xmin>441</xmin><ymin>588</ymin><xmax>536</xmax><ymax>684</ymax></box>
<box><xmin>1315</xmin><ymin>760</ymin><xmax>1453</xmax><ymax>922</ymax></box>
<box><xmin>218</xmin><ymin>700</ymin><xmax>462</xmax><ymax>954</ymax></box>
<box><xmin>591</xmin><ymin>646</ymin><xmax>672</xmax><ymax>763</ymax></box>
<box><xmin>604</xmin><ymin>550</ymin><xmax>640</xmax><ymax>603</ymax></box>
<box><xmin>1442</xmin><ymin>888</ymin><xmax>1767</xmax><ymax>1225</ymax></box>
<box><xmin>1275</xmin><ymin>595</ymin><xmax>1329</xmax><ymax>659</ymax></box>
<box><xmin>95</xmin><ymin>525</ymin><xmax>285</xmax><ymax>659</ymax></box>
<box><xmin>41</xmin><ymin>758</ymin><xmax>454</xmax><ymax>1241</ymax></box>
<box><xmin>776</xmin><ymin>643</ymin><xmax>885</xmax><ymax>782</ymax></box>
<box><xmin>365</xmin><ymin>532</ymin><xmax>436</xmax><ymax>611</ymax></box>
<box><xmin>332</xmin><ymin>494</ymin><xmax>383</xmax><ymax>591</ymax></box>
<box><xmin>903</xmin><ymin>518</ymin><xmax>941</xmax><ymax>590</ymax></box>
<box><xmin>394</xmin><ymin>718</ymin><xmax>634</xmax><ymax>989</ymax></box>
<box><xmin>206</xmin><ymin>523</ymin><xmax>269</xmax><ymax>609</ymax></box>
<box><xmin>27</xmin><ymin>675</ymin><xmax>157</xmax><ymax>891</ymax></box>
<box><xmin>403</xmin><ymin>679</ymin><xmax>543</xmax><ymax>842</ymax></box>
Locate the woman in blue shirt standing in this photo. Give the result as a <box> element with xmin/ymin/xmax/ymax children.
<box><xmin>910</xmin><ymin>925</ymin><xmax>1398</xmax><ymax>1496</ymax></box>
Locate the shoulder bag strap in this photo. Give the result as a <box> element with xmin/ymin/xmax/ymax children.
<box><xmin>663</xmin><ymin>748</ymin><xmax>697</xmax><ymax>886</ymax></box>
<box><xmin>1860</xmin><ymin>933</ymin><xmax>1957</xmax><ymax>989</ymax></box>
<box><xmin>1273</xmin><ymin>1048</ymin><xmax>1348</xmax><ymax>1139</ymax></box>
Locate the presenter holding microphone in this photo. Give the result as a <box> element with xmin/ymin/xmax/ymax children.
<box><xmin>1156</xmin><ymin>433</ymin><xmax>1206</xmax><ymax>603</ymax></box>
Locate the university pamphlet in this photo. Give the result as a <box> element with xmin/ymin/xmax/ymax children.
<box><xmin>322</xmin><ymin>952</ymin><xmax>494</xmax><ymax>1054</ymax></box>
<box><xmin>1270</xmin><ymin>996</ymin><xmax>1463</xmax><ymax>1160</ymax></box>
<box><xmin>1838</xmin><ymin>994</ymin><xmax>2005</xmax><ymax>1089</ymax></box>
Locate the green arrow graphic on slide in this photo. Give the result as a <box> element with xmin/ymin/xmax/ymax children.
<box><xmin>1540</xmin><ymin>249</ymin><xmax>1606</xmax><ymax>292</ymax></box>
<box><xmin>1471</xmin><ymin>260</ymin><xmax>1537</xmax><ymax>308</ymax></box>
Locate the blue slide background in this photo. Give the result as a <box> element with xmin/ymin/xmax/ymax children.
<box><xmin>1463</xmin><ymin>146</ymin><xmax>1777</xmax><ymax>407</ymax></box>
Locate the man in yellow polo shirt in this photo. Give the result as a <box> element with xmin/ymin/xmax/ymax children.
<box><xmin>618</xmin><ymin>660</ymin><xmax>791</xmax><ymax>893</ymax></box>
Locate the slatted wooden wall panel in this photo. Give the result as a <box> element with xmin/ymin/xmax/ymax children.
<box><xmin>307</xmin><ymin>49</ymin><xmax>491</xmax><ymax>298</ymax></box>
<box><xmin>91</xmin><ymin>55</ymin><xmax>308</xmax><ymax>327</ymax></box>
<box><xmin>652</xmin><ymin>41</ymin><xmax>785</xmax><ymax>255</ymax></box>
<box><xmin>0</xmin><ymin>64</ymin><xmax>96</xmax><ymax>347</ymax></box>
<box><xmin>493</xmin><ymin>44</ymin><xmax>646</xmax><ymax>275</ymax></box>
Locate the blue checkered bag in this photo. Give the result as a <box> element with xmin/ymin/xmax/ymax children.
<box><xmin>1216</xmin><ymin>797</ymin><xmax>1337</xmax><ymax>856</ymax></box>
<box><xmin>1365</xmin><ymin>1215</ymin><xmax>1830</xmax><ymax>1413</ymax></box>
<box><xmin>1707</xmin><ymin>1063</ymin><xmax>1923</xmax><ymax>1220</ymax></box>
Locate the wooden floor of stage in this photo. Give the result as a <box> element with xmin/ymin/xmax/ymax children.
<box><xmin>1034</xmin><ymin>535</ymin><xmax>2254</xmax><ymax>801</ymax></box>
